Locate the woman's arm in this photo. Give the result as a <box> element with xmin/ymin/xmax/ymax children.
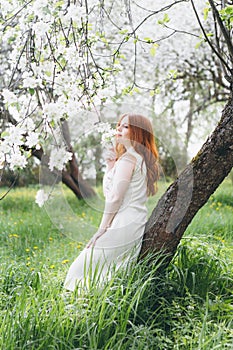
<box><xmin>105</xmin><ymin>146</ymin><xmax>117</xmax><ymax>172</ymax></box>
<box><xmin>87</xmin><ymin>152</ymin><xmax>136</xmax><ymax>247</ymax></box>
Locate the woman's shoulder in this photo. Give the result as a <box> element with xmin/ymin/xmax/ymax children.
<box><xmin>119</xmin><ymin>148</ymin><xmax>145</xmax><ymax>172</ymax></box>
<box><xmin>126</xmin><ymin>147</ymin><xmax>143</xmax><ymax>162</ymax></box>
<box><xmin>119</xmin><ymin>150</ymin><xmax>137</xmax><ymax>166</ymax></box>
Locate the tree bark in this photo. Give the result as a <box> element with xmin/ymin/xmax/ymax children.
<box><xmin>32</xmin><ymin>148</ymin><xmax>95</xmax><ymax>199</ymax></box>
<box><xmin>140</xmin><ymin>95</ymin><xmax>233</xmax><ymax>263</ymax></box>
<box><xmin>61</xmin><ymin>120</ymin><xmax>96</xmax><ymax>198</ymax></box>
<box><xmin>0</xmin><ymin>107</ymin><xmax>95</xmax><ymax>199</ymax></box>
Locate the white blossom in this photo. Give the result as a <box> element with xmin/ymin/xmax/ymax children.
<box><xmin>42</xmin><ymin>101</ymin><xmax>66</xmax><ymax>123</ymax></box>
<box><xmin>96</xmin><ymin>122</ymin><xmax>116</xmax><ymax>146</ymax></box>
<box><xmin>0</xmin><ymin>140</ymin><xmax>11</xmax><ymax>155</ymax></box>
<box><xmin>6</xmin><ymin>146</ymin><xmax>27</xmax><ymax>170</ymax></box>
<box><xmin>3</xmin><ymin>125</ymin><xmax>25</xmax><ymax>146</ymax></box>
<box><xmin>0</xmin><ymin>0</ymin><xmax>15</xmax><ymax>18</ymax></box>
<box><xmin>22</xmin><ymin>72</ymin><xmax>43</xmax><ymax>89</ymax></box>
<box><xmin>35</xmin><ymin>189</ymin><xmax>49</xmax><ymax>207</ymax></box>
<box><xmin>25</xmin><ymin>132</ymin><xmax>40</xmax><ymax>149</ymax></box>
<box><xmin>21</xmin><ymin>117</ymin><xmax>36</xmax><ymax>132</ymax></box>
<box><xmin>2</xmin><ymin>89</ymin><xmax>18</xmax><ymax>104</ymax></box>
<box><xmin>63</xmin><ymin>4</ymin><xmax>86</xmax><ymax>24</ymax></box>
<box><xmin>49</xmin><ymin>147</ymin><xmax>73</xmax><ymax>171</ymax></box>
<box><xmin>8</xmin><ymin>105</ymin><xmax>21</xmax><ymax>121</ymax></box>
<box><xmin>31</xmin><ymin>0</ymin><xmax>52</xmax><ymax>20</ymax></box>
<box><xmin>32</xmin><ymin>21</ymin><xmax>51</xmax><ymax>38</ymax></box>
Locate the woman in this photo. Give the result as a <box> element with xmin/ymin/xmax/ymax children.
<box><xmin>64</xmin><ymin>113</ymin><xmax>159</xmax><ymax>292</ymax></box>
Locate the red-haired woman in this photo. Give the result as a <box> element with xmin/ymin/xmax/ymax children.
<box><xmin>64</xmin><ymin>114</ymin><xmax>159</xmax><ymax>292</ymax></box>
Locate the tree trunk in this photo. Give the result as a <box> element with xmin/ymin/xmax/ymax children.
<box><xmin>32</xmin><ymin>148</ymin><xmax>95</xmax><ymax>199</ymax></box>
<box><xmin>0</xmin><ymin>108</ymin><xmax>95</xmax><ymax>199</ymax></box>
<box><xmin>140</xmin><ymin>95</ymin><xmax>233</xmax><ymax>263</ymax></box>
<box><xmin>61</xmin><ymin>120</ymin><xmax>96</xmax><ymax>198</ymax></box>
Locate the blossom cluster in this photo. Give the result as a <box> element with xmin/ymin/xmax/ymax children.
<box><xmin>0</xmin><ymin>0</ymin><xmax>118</xmax><ymax>178</ymax></box>
<box><xmin>0</xmin><ymin>122</ymin><xmax>40</xmax><ymax>171</ymax></box>
<box><xmin>48</xmin><ymin>147</ymin><xmax>73</xmax><ymax>172</ymax></box>
<box><xmin>96</xmin><ymin>122</ymin><xmax>117</xmax><ymax>147</ymax></box>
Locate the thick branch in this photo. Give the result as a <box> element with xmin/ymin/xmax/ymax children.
<box><xmin>32</xmin><ymin>147</ymin><xmax>96</xmax><ymax>199</ymax></box>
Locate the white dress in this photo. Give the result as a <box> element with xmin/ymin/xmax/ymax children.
<box><xmin>64</xmin><ymin>147</ymin><xmax>148</xmax><ymax>291</ymax></box>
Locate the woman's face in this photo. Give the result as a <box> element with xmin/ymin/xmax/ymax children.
<box><xmin>116</xmin><ymin>115</ymin><xmax>131</xmax><ymax>148</ymax></box>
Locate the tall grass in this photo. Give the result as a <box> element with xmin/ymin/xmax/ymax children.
<box><xmin>0</xmin><ymin>180</ymin><xmax>232</xmax><ymax>349</ymax></box>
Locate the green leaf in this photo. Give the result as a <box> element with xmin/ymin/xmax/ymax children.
<box><xmin>24</xmin><ymin>150</ymin><xmax>32</xmax><ymax>158</ymax></box>
<box><xmin>50</xmin><ymin>120</ymin><xmax>55</xmax><ymax>128</ymax></box>
<box><xmin>55</xmin><ymin>0</ymin><xmax>64</xmax><ymax>8</ymax></box>
<box><xmin>144</xmin><ymin>37</ymin><xmax>153</xmax><ymax>43</ymax></box>
<box><xmin>121</xmin><ymin>86</ymin><xmax>132</xmax><ymax>95</ymax></box>
<box><xmin>45</xmin><ymin>71</ymin><xmax>52</xmax><ymax>77</ymax></box>
<box><xmin>149</xmin><ymin>90</ymin><xmax>155</xmax><ymax>96</ymax></box>
<box><xmin>150</xmin><ymin>43</ymin><xmax>159</xmax><ymax>57</ymax></box>
<box><xmin>195</xmin><ymin>41</ymin><xmax>202</xmax><ymax>49</ymax></box>
<box><xmin>119</xmin><ymin>29</ymin><xmax>128</xmax><ymax>35</ymax></box>
<box><xmin>29</xmin><ymin>88</ymin><xmax>35</xmax><ymax>96</ymax></box>
<box><xmin>164</xmin><ymin>13</ymin><xmax>170</xmax><ymax>23</ymax></box>
<box><xmin>150</xmin><ymin>88</ymin><xmax>160</xmax><ymax>95</ymax></box>
<box><xmin>219</xmin><ymin>6</ymin><xmax>233</xmax><ymax>29</ymax></box>
<box><xmin>203</xmin><ymin>7</ymin><xmax>210</xmax><ymax>21</ymax></box>
<box><xmin>100</xmin><ymin>36</ymin><xmax>108</xmax><ymax>44</ymax></box>
<box><xmin>225</xmin><ymin>5</ymin><xmax>233</xmax><ymax>14</ymax></box>
<box><xmin>158</xmin><ymin>13</ymin><xmax>170</xmax><ymax>25</ymax></box>
<box><xmin>168</xmin><ymin>69</ymin><xmax>177</xmax><ymax>79</ymax></box>
<box><xmin>87</xmin><ymin>23</ymin><xmax>93</xmax><ymax>30</ymax></box>
<box><xmin>132</xmin><ymin>87</ymin><xmax>140</xmax><ymax>93</ymax></box>
<box><xmin>1</xmin><ymin>131</ymin><xmax>9</xmax><ymax>138</ymax></box>
<box><xmin>117</xmin><ymin>54</ymin><xmax>126</xmax><ymax>60</ymax></box>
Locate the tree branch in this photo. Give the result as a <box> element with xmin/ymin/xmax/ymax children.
<box><xmin>208</xmin><ymin>0</ymin><xmax>233</xmax><ymax>63</ymax></box>
<box><xmin>131</xmin><ymin>0</ymin><xmax>188</xmax><ymax>35</ymax></box>
<box><xmin>190</xmin><ymin>0</ymin><xmax>232</xmax><ymax>73</ymax></box>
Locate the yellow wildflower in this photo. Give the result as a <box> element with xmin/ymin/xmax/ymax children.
<box><xmin>62</xmin><ymin>259</ymin><xmax>69</xmax><ymax>264</ymax></box>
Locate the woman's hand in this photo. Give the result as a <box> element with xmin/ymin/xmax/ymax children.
<box><xmin>86</xmin><ymin>227</ymin><xmax>107</xmax><ymax>248</ymax></box>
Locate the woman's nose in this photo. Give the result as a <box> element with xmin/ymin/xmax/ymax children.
<box><xmin>117</xmin><ymin>125</ymin><xmax>121</xmax><ymax>131</ymax></box>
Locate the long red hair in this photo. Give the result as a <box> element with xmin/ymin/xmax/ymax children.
<box><xmin>116</xmin><ymin>114</ymin><xmax>159</xmax><ymax>196</ymax></box>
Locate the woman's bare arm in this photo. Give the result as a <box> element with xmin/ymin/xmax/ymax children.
<box><xmin>87</xmin><ymin>152</ymin><xmax>136</xmax><ymax>247</ymax></box>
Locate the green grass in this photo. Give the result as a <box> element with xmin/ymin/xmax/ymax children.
<box><xmin>0</xmin><ymin>179</ymin><xmax>232</xmax><ymax>349</ymax></box>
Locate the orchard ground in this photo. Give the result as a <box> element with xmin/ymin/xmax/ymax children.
<box><xmin>0</xmin><ymin>179</ymin><xmax>232</xmax><ymax>349</ymax></box>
